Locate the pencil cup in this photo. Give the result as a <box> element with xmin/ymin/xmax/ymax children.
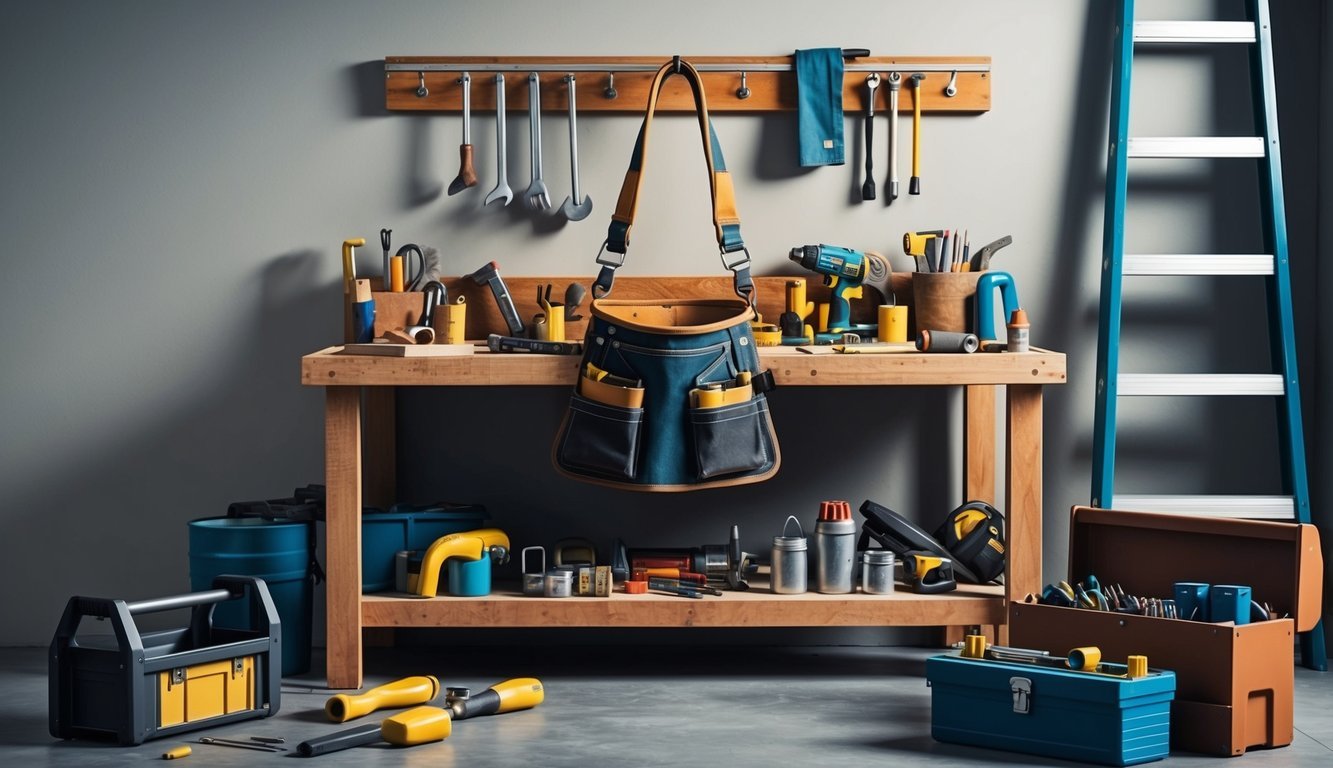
<box><xmin>912</xmin><ymin>271</ymin><xmax>984</xmax><ymax>334</ymax></box>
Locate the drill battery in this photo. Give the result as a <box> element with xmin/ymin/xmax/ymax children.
<box><xmin>49</xmin><ymin>575</ymin><xmax>281</xmax><ymax>745</ymax></box>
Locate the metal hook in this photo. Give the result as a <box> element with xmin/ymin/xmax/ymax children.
<box><xmin>416</xmin><ymin>71</ymin><xmax>428</xmax><ymax>98</ymax></box>
<box><xmin>604</xmin><ymin>72</ymin><xmax>617</xmax><ymax>99</ymax></box>
<box><xmin>736</xmin><ymin>71</ymin><xmax>750</xmax><ymax>100</ymax></box>
<box><xmin>945</xmin><ymin>70</ymin><xmax>958</xmax><ymax>98</ymax></box>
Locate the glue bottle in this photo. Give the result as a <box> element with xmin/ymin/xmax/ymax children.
<box><xmin>814</xmin><ymin>501</ymin><xmax>856</xmax><ymax>594</ymax></box>
<box><xmin>1006</xmin><ymin>309</ymin><xmax>1030</xmax><ymax>353</ymax></box>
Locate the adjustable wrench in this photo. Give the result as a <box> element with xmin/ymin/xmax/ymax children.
<box><xmin>484</xmin><ymin>74</ymin><xmax>513</xmax><ymax>206</ymax></box>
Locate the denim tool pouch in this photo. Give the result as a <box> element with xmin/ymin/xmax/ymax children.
<box><xmin>552</xmin><ymin>58</ymin><xmax>780</xmax><ymax>491</ymax></box>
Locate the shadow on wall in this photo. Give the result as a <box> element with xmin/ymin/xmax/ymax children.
<box><xmin>9</xmin><ymin>252</ymin><xmax>337</xmax><ymax>640</ymax></box>
<box><xmin>1036</xmin><ymin>0</ymin><xmax>1114</xmax><ymax>572</ymax></box>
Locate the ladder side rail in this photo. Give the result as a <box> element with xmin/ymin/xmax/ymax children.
<box><xmin>1093</xmin><ymin>0</ymin><xmax>1138</xmax><ymax>509</ymax></box>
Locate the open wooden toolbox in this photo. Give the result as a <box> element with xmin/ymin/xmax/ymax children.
<box><xmin>1009</xmin><ymin>506</ymin><xmax>1324</xmax><ymax>757</ymax></box>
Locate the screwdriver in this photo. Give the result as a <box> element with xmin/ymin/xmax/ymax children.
<box><xmin>297</xmin><ymin>678</ymin><xmax>544</xmax><ymax>757</ymax></box>
<box><xmin>325</xmin><ymin>675</ymin><xmax>440</xmax><ymax>722</ymax></box>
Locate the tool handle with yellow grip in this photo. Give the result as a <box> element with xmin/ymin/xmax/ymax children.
<box><xmin>453</xmin><ymin>678</ymin><xmax>544</xmax><ymax>721</ymax></box>
<box><xmin>381</xmin><ymin>706</ymin><xmax>453</xmax><ymax>746</ymax></box>
<box><xmin>325</xmin><ymin>675</ymin><xmax>440</xmax><ymax>723</ymax></box>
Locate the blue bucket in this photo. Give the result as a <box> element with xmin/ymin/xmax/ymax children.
<box><xmin>189</xmin><ymin>517</ymin><xmax>312</xmax><ymax>676</ymax></box>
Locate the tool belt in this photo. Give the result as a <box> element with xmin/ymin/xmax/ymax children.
<box><xmin>552</xmin><ymin>57</ymin><xmax>780</xmax><ymax>492</ymax></box>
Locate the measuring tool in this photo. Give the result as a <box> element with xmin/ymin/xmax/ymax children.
<box><xmin>487</xmin><ymin>334</ymin><xmax>582</xmax><ymax>355</ymax></box>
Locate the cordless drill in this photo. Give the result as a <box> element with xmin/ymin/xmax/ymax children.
<box><xmin>788</xmin><ymin>245</ymin><xmax>875</xmax><ymax>342</ymax></box>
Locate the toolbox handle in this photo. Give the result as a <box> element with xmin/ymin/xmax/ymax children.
<box><xmin>127</xmin><ymin>588</ymin><xmax>237</xmax><ymax>615</ymax></box>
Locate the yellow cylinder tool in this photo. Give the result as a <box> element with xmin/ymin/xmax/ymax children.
<box><xmin>1067</xmin><ymin>647</ymin><xmax>1102</xmax><ymax>672</ymax></box>
<box><xmin>410</xmin><ymin>529</ymin><xmax>511</xmax><ymax>598</ymax></box>
<box><xmin>325</xmin><ymin>675</ymin><xmax>441</xmax><ymax>723</ymax></box>
<box><xmin>161</xmin><ymin>745</ymin><xmax>192</xmax><ymax>760</ymax></box>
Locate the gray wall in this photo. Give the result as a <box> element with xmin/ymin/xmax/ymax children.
<box><xmin>0</xmin><ymin>1</ymin><xmax>1326</xmax><ymax>653</ymax></box>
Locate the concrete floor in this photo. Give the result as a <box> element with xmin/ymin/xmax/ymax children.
<box><xmin>6</xmin><ymin>645</ymin><xmax>1332</xmax><ymax>767</ymax></box>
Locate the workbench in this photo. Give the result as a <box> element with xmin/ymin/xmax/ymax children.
<box><xmin>302</xmin><ymin>342</ymin><xmax>1066</xmax><ymax>689</ymax></box>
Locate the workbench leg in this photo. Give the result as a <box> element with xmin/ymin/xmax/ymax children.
<box><xmin>363</xmin><ymin>388</ymin><xmax>396</xmax><ymax>510</ymax></box>
<box><xmin>1005</xmin><ymin>384</ymin><xmax>1043</xmax><ymax>628</ymax></box>
<box><xmin>945</xmin><ymin>385</ymin><xmax>1000</xmax><ymax>647</ymax></box>
<box><xmin>325</xmin><ymin>386</ymin><xmax>363</xmax><ymax>689</ymax></box>
<box><xmin>963</xmin><ymin>384</ymin><xmax>997</xmax><ymax>503</ymax></box>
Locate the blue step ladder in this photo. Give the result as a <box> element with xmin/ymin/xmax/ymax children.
<box><xmin>1094</xmin><ymin>0</ymin><xmax>1326</xmax><ymax>670</ymax></box>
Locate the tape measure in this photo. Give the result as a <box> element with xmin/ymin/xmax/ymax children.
<box><xmin>933</xmin><ymin>501</ymin><xmax>1005</xmax><ymax>583</ymax></box>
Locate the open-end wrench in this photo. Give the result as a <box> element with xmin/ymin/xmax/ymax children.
<box><xmin>484</xmin><ymin>74</ymin><xmax>512</xmax><ymax>206</ymax></box>
<box><xmin>861</xmin><ymin>73</ymin><xmax>879</xmax><ymax>201</ymax></box>
<box><xmin>524</xmin><ymin>73</ymin><xmax>551</xmax><ymax>210</ymax></box>
<box><xmin>559</xmin><ymin>74</ymin><xmax>593</xmax><ymax>221</ymax></box>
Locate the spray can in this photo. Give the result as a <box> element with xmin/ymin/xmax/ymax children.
<box><xmin>814</xmin><ymin>501</ymin><xmax>856</xmax><ymax>594</ymax></box>
<box><xmin>770</xmin><ymin>516</ymin><xmax>808</xmax><ymax>595</ymax></box>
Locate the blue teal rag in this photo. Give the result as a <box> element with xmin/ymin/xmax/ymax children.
<box><xmin>796</xmin><ymin>48</ymin><xmax>845</xmax><ymax>167</ymax></box>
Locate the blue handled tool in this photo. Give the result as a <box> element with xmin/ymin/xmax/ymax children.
<box><xmin>974</xmin><ymin>271</ymin><xmax>1021</xmax><ymax>341</ymax></box>
<box><xmin>788</xmin><ymin>244</ymin><xmax>877</xmax><ymax>342</ymax></box>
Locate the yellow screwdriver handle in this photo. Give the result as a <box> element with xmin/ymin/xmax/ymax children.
<box><xmin>492</xmin><ymin>677</ymin><xmax>545</xmax><ymax>713</ymax></box>
<box><xmin>325</xmin><ymin>675</ymin><xmax>440</xmax><ymax>723</ymax></box>
<box><xmin>381</xmin><ymin>705</ymin><xmax>453</xmax><ymax>746</ymax></box>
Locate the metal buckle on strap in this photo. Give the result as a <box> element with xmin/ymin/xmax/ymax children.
<box><xmin>595</xmin><ymin>240</ymin><xmax>626</xmax><ymax>268</ymax></box>
<box><xmin>720</xmin><ymin>246</ymin><xmax>751</xmax><ymax>272</ymax></box>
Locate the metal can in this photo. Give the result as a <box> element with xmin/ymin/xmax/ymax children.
<box><xmin>814</xmin><ymin>501</ymin><xmax>857</xmax><ymax>594</ymax></box>
<box><xmin>544</xmin><ymin>567</ymin><xmax>574</xmax><ymax>598</ymax></box>
<box><xmin>860</xmin><ymin>549</ymin><xmax>895</xmax><ymax>595</ymax></box>
<box><xmin>521</xmin><ymin>546</ymin><xmax>546</xmax><ymax>596</ymax></box>
<box><xmin>770</xmin><ymin>515</ymin><xmax>808</xmax><ymax>595</ymax></box>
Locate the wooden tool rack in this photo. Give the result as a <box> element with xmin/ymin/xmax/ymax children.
<box><xmin>384</xmin><ymin>55</ymin><xmax>991</xmax><ymax>114</ymax></box>
<box><xmin>302</xmin><ymin>276</ymin><xmax>1063</xmax><ymax>689</ymax></box>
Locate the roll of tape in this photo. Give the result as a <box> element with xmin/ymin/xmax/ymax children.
<box><xmin>1066</xmin><ymin>646</ymin><xmax>1101</xmax><ymax>671</ymax></box>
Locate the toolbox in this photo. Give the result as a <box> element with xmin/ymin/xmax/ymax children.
<box><xmin>49</xmin><ymin>575</ymin><xmax>281</xmax><ymax>745</ymax></box>
<box><xmin>927</xmin><ymin>652</ymin><xmax>1176</xmax><ymax>765</ymax></box>
<box><xmin>1010</xmin><ymin>506</ymin><xmax>1323</xmax><ymax>756</ymax></box>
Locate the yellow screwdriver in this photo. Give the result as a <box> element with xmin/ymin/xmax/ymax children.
<box><xmin>325</xmin><ymin>675</ymin><xmax>440</xmax><ymax>723</ymax></box>
<box><xmin>298</xmin><ymin>678</ymin><xmax>544</xmax><ymax>757</ymax></box>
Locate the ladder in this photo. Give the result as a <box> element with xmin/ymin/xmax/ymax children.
<box><xmin>1094</xmin><ymin>0</ymin><xmax>1326</xmax><ymax>670</ymax></box>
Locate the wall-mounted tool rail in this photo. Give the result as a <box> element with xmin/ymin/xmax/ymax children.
<box><xmin>385</xmin><ymin>56</ymin><xmax>991</xmax><ymax>114</ymax></box>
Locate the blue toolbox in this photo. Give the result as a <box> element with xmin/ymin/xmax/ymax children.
<box><xmin>49</xmin><ymin>575</ymin><xmax>281</xmax><ymax>745</ymax></box>
<box><xmin>927</xmin><ymin>638</ymin><xmax>1175</xmax><ymax>766</ymax></box>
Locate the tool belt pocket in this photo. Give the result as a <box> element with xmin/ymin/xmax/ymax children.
<box><xmin>689</xmin><ymin>395</ymin><xmax>774</xmax><ymax>481</ymax></box>
<box><xmin>556</xmin><ymin>392</ymin><xmax>645</xmax><ymax>481</ymax></box>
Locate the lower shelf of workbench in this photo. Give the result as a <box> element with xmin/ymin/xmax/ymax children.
<box><xmin>361</xmin><ymin>581</ymin><xmax>1005</xmax><ymax>628</ymax></box>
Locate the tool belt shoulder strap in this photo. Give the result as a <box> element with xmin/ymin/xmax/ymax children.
<box><xmin>595</xmin><ymin>56</ymin><xmax>752</xmax><ymax>304</ymax></box>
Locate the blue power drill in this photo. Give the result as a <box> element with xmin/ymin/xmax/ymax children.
<box><xmin>788</xmin><ymin>244</ymin><xmax>876</xmax><ymax>341</ymax></box>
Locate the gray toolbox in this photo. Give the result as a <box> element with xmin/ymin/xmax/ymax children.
<box><xmin>49</xmin><ymin>575</ymin><xmax>281</xmax><ymax>745</ymax></box>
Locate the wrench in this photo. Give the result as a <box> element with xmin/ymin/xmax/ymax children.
<box><xmin>484</xmin><ymin>74</ymin><xmax>512</xmax><ymax>206</ymax></box>
<box><xmin>524</xmin><ymin>73</ymin><xmax>551</xmax><ymax>210</ymax></box>
<box><xmin>886</xmin><ymin>72</ymin><xmax>901</xmax><ymax>202</ymax></box>
<box><xmin>861</xmin><ymin>73</ymin><xmax>879</xmax><ymax>201</ymax></box>
<box><xmin>559</xmin><ymin>74</ymin><xmax>593</xmax><ymax>221</ymax></box>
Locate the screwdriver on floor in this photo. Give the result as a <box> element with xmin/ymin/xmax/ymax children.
<box><xmin>296</xmin><ymin>678</ymin><xmax>545</xmax><ymax>757</ymax></box>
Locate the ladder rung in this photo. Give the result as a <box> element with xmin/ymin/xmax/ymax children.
<box><xmin>1117</xmin><ymin>374</ymin><xmax>1285</xmax><ymax>396</ymax></box>
<box><xmin>1111</xmin><ymin>495</ymin><xmax>1295</xmax><ymax>520</ymax></box>
<box><xmin>1123</xmin><ymin>254</ymin><xmax>1274</xmax><ymax>276</ymax></box>
<box><xmin>1127</xmin><ymin>137</ymin><xmax>1265</xmax><ymax>158</ymax></box>
<box><xmin>1133</xmin><ymin>21</ymin><xmax>1256</xmax><ymax>44</ymax></box>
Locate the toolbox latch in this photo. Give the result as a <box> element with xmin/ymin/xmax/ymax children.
<box><xmin>170</xmin><ymin>668</ymin><xmax>185</xmax><ymax>687</ymax></box>
<box><xmin>232</xmin><ymin>658</ymin><xmax>245</xmax><ymax>678</ymax></box>
<box><xmin>1010</xmin><ymin>676</ymin><xmax>1032</xmax><ymax>714</ymax></box>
